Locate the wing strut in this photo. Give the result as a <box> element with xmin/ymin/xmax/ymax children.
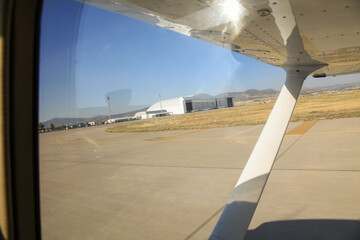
<box><xmin>209</xmin><ymin>65</ymin><xmax>323</xmax><ymax>240</ymax></box>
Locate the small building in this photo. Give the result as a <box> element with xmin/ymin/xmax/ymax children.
<box><xmin>135</xmin><ymin>111</ymin><xmax>147</xmax><ymax>120</ymax></box>
<box><xmin>105</xmin><ymin>117</ymin><xmax>134</xmax><ymax>124</ymax></box>
<box><xmin>135</xmin><ymin>110</ymin><xmax>171</xmax><ymax>120</ymax></box>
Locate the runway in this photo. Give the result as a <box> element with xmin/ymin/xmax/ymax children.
<box><xmin>39</xmin><ymin>117</ymin><xmax>360</xmax><ymax>239</ymax></box>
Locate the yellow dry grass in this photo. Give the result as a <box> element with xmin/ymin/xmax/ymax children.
<box><xmin>291</xmin><ymin>90</ymin><xmax>360</xmax><ymax>121</ymax></box>
<box><xmin>106</xmin><ymin>89</ymin><xmax>360</xmax><ymax>133</ymax></box>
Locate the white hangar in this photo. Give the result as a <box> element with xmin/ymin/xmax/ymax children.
<box><xmin>136</xmin><ymin>94</ymin><xmax>234</xmax><ymax>120</ymax></box>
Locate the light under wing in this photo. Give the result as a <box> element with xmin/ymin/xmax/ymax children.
<box><xmin>82</xmin><ymin>0</ymin><xmax>360</xmax><ymax>77</ymax></box>
<box><xmin>79</xmin><ymin>1</ymin><xmax>359</xmax><ymax>239</ymax></box>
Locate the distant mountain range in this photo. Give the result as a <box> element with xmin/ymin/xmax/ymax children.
<box><xmin>217</xmin><ymin>88</ymin><xmax>279</xmax><ymax>102</ymax></box>
<box><xmin>303</xmin><ymin>81</ymin><xmax>360</xmax><ymax>90</ymax></box>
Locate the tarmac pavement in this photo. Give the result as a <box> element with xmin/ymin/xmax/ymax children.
<box><xmin>39</xmin><ymin>117</ymin><xmax>360</xmax><ymax>240</ymax></box>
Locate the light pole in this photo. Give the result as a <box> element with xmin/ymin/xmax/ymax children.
<box><xmin>159</xmin><ymin>94</ymin><xmax>163</xmax><ymax>113</ymax></box>
<box><xmin>107</xmin><ymin>96</ymin><xmax>112</xmax><ymax>123</ymax></box>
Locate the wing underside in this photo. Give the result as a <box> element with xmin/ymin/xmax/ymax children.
<box><xmin>81</xmin><ymin>0</ymin><xmax>360</xmax><ymax>77</ymax></box>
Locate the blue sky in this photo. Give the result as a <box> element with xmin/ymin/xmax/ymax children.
<box><xmin>39</xmin><ymin>0</ymin><xmax>360</xmax><ymax>122</ymax></box>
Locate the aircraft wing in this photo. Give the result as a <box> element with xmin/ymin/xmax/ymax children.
<box><xmin>81</xmin><ymin>0</ymin><xmax>360</xmax><ymax>77</ymax></box>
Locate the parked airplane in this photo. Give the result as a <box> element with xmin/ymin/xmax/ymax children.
<box><xmin>1</xmin><ymin>0</ymin><xmax>359</xmax><ymax>240</ymax></box>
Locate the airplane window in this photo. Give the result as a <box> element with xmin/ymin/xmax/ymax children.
<box><xmin>39</xmin><ymin>0</ymin><xmax>360</xmax><ymax>239</ymax></box>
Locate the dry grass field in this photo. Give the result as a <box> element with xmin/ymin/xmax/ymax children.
<box><xmin>106</xmin><ymin>89</ymin><xmax>360</xmax><ymax>133</ymax></box>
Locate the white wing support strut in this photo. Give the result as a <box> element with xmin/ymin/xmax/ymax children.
<box><xmin>209</xmin><ymin>65</ymin><xmax>324</xmax><ymax>240</ymax></box>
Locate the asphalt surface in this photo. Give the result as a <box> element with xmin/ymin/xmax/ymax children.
<box><xmin>39</xmin><ymin>117</ymin><xmax>360</xmax><ymax>240</ymax></box>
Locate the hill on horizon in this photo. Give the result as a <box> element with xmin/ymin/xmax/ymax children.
<box><xmin>217</xmin><ymin>88</ymin><xmax>279</xmax><ymax>102</ymax></box>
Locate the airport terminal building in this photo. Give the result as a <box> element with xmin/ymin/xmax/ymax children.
<box><xmin>136</xmin><ymin>94</ymin><xmax>234</xmax><ymax>119</ymax></box>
